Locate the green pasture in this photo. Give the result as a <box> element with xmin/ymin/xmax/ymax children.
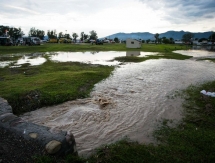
<box><xmin>0</xmin><ymin>42</ymin><xmax>189</xmax><ymax>55</ymax></box>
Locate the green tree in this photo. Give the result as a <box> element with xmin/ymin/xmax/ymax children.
<box><xmin>84</xmin><ymin>34</ymin><xmax>89</xmax><ymax>40</ymax></box>
<box><xmin>163</xmin><ymin>38</ymin><xmax>170</xmax><ymax>44</ymax></box>
<box><xmin>89</xmin><ymin>30</ymin><xmax>97</xmax><ymax>40</ymax></box>
<box><xmin>169</xmin><ymin>37</ymin><xmax>174</xmax><ymax>44</ymax></box>
<box><xmin>114</xmin><ymin>37</ymin><xmax>119</xmax><ymax>43</ymax></box>
<box><xmin>182</xmin><ymin>33</ymin><xmax>194</xmax><ymax>43</ymax></box>
<box><xmin>199</xmin><ymin>38</ymin><xmax>207</xmax><ymax>42</ymax></box>
<box><xmin>208</xmin><ymin>32</ymin><xmax>215</xmax><ymax>41</ymax></box>
<box><xmin>28</xmin><ymin>27</ymin><xmax>45</xmax><ymax>40</ymax></box>
<box><xmin>58</xmin><ymin>32</ymin><xmax>63</xmax><ymax>38</ymax></box>
<box><xmin>80</xmin><ymin>32</ymin><xmax>84</xmax><ymax>41</ymax></box>
<box><xmin>0</xmin><ymin>25</ymin><xmax>24</xmax><ymax>39</ymax></box>
<box><xmin>146</xmin><ymin>39</ymin><xmax>150</xmax><ymax>43</ymax></box>
<box><xmin>72</xmin><ymin>33</ymin><xmax>78</xmax><ymax>42</ymax></box>
<box><xmin>47</xmin><ymin>30</ymin><xmax>57</xmax><ymax>39</ymax></box>
<box><xmin>154</xmin><ymin>33</ymin><xmax>159</xmax><ymax>44</ymax></box>
<box><xmin>65</xmin><ymin>34</ymin><xmax>71</xmax><ymax>39</ymax></box>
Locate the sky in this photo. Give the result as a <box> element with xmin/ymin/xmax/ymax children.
<box><xmin>1</xmin><ymin>0</ymin><xmax>215</xmax><ymax>38</ymax></box>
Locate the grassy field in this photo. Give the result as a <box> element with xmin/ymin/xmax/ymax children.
<box><xmin>0</xmin><ymin>42</ymin><xmax>190</xmax><ymax>54</ymax></box>
<box><xmin>2</xmin><ymin>43</ymin><xmax>214</xmax><ymax>162</ymax></box>
<box><xmin>0</xmin><ymin>43</ymin><xmax>192</xmax><ymax>114</ymax></box>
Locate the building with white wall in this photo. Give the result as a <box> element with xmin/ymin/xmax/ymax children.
<box><xmin>126</xmin><ymin>38</ymin><xmax>141</xmax><ymax>48</ymax></box>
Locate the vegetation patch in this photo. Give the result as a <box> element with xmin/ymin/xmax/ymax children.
<box><xmin>197</xmin><ymin>58</ymin><xmax>215</xmax><ymax>63</ymax></box>
<box><xmin>0</xmin><ymin>61</ymin><xmax>114</xmax><ymax>115</ymax></box>
<box><xmin>0</xmin><ymin>43</ymin><xmax>190</xmax><ymax>55</ymax></box>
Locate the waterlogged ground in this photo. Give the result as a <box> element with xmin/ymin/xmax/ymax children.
<box><xmin>19</xmin><ymin>50</ymin><xmax>215</xmax><ymax>156</ymax></box>
<box><xmin>0</xmin><ymin>51</ymin><xmax>159</xmax><ymax>67</ymax></box>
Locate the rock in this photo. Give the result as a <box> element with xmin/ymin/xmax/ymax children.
<box><xmin>0</xmin><ymin>98</ymin><xmax>12</xmax><ymax>115</ymax></box>
<box><xmin>45</xmin><ymin>140</ymin><xmax>62</xmax><ymax>154</ymax></box>
<box><xmin>29</xmin><ymin>132</ymin><xmax>38</xmax><ymax>139</ymax></box>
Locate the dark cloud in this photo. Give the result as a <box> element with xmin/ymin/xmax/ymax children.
<box><xmin>139</xmin><ymin>0</ymin><xmax>215</xmax><ymax>23</ymax></box>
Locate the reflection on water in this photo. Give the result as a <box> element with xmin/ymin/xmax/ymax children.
<box><xmin>21</xmin><ymin>50</ymin><xmax>215</xmax><ymax>156</ymax></box>
<box><xmin>192</xmin><ymin>45</ymin><xmax>215</xmax><ymax>51</ymax></box>
<box><xmin>174</xmin><ymin>49</ymin><xmax>215</xmax><ymax>58</ymax></box>
<box><xmin>126</xmin><ymin>51</ymin><xmax>140</xmax><ymax>56</ymax></box>
<box><xmin>16</xmin><ymin>55</ymin><xmax>46</xmax><ymax>66</ymax></box>
<box><xmin>0</xmin><ymin>51</ymin><xmax>160</xmax><ymax>68</ymax></box>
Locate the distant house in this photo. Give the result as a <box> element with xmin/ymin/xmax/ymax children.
<box><xmin>192</xmin><ymin>40</ymin><xmax>199</xmax><ymax>45</ymax></box>
<box><xmin>126</xmin><ymin>38</ymin><xmax>141</xmax><ymax>48</ymax></box>
<box><xmin>174</xmin><ymin>40</ymin><xmax>183</xmax><ymax>44</ymax></box>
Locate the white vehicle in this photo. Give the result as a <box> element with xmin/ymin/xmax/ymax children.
<box><xmin>16</xmin><ymin>37</ymin><xmax>41</xmax><ymax>45</ymax></box>
<box><xmin>30</xmin><ymin>37</ymin><xmax>41</xmax><ymax>45</ymax></box>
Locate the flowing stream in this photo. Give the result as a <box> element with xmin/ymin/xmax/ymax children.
<box><xmin>20</xmin><ymin>50</ymin><xmax>215</xmax><ymax>156</ymax></box>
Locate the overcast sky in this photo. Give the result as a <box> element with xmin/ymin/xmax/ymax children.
<box><xmin>1</xmin><ymin>0</ymin><xmax>215</xmax><ymax>38</ymax></box>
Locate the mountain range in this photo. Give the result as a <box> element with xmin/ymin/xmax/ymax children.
<box><xmin>101</xmin><ymin>30</ymin><xmax>213</xmax><ymax>40</ymax></box>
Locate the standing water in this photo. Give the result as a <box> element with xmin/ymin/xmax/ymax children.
<box><xmin>21</xmin><ymin>50</ymin><xmax>215</xmax><ymax>156</ymax></box>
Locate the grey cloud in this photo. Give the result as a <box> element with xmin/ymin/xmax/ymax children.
<box><xmin>139</xmin><ymin>0</ymin><xmax>215</xmax><ymax>23</ymax></box>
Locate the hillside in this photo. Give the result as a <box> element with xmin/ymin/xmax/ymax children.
<box><xmin>101</xmin><ymin>30</ymin><xmax>213</xmax><ymax>40</ymax></box>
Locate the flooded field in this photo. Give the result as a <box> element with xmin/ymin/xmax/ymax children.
<box><xmin>20</xmin><ymin>50</ymin><xmax>215</xmax><ymax>156</ymax></box>
<box><xmin>0</xmin><ymin>51</ymin><xmax>158</xmax><ymax>67</ymax></box>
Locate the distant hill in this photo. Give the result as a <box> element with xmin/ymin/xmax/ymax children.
<box><xmin>101</xmin><ymin>31</ymin><xmax>213</xmax><ymax>40</ymax></box>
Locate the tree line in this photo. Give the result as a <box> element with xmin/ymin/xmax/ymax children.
<box><xmin>0</xmin><ymin>25</ymin><xmax>98</xmax><ymax>41</ymax></box>
<box><xmin>151</xmin><ymin>32</ymin><xmax>215</xmax><ymax>44</ymax></box>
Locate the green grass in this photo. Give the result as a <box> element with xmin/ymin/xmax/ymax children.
<box><xmin>0</xmin><ymin>61</ymin><xmax>114</xmax><ymax>115</ymax></box>
<box><xmin>197</xmin><ymin>58</ymin><xmax>215</xmax><ymax>63</ymax></box>
<box><xmin>0</xmin><ymin>43</ymin><xmax>190</xmax><ymax>55</ymax></box>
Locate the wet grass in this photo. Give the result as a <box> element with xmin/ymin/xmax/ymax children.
<box><xmin>197</xmin><ymin>58</ymin><xmax>215</xmax><ymax>63</ymax></box>
<box><xmin>0</xmin><ymin>60</ymin><xmax>114</xmax><ymax>115</ymax></box>
<box><xmin>0</xmin><ymin>43</ymin><xmax>189</xmax><ymax>55</ymax></box>
<box><xmin>114</xmin><ymin>51</ymin><xmax>192</xmax><ymax>63</ymax></box>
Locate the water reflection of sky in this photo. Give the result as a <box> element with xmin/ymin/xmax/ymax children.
<box><xmin>49</xmin><ymin>51</ymin><xmax>160</xmax><ymax>65</ymax></box>
<box><xmin>0</xmin><ymin>51</ymin><xmax>160</xmax><ymax>68</ymax></box>
<box><xmin>16</xmin><ymin>55</ymin><xmax>46</xmax><ymax>66</ymax></box>
<box><xmin>174</xmin><ymin>49</ymin><xmax>215</xmax><ymax>58</ymax></box>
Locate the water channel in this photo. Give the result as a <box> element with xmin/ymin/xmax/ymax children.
<box><xmin>1</xmin><ymin>49</ymin><xmax>215</xmax><ymax>156</ymax></box>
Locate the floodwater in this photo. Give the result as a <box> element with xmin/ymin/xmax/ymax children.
<box><xmin>0</xmin><ymin>51</ymin><xmax>159</xmax><ymax>68</ymax></box>
<box><xmin>20</xmin><ymin>50</ymin><xmax>215</xmax><ymax>156</ymax></box>
<box><xmin>174</xmin><ymin>49</ymin><xmax>215</xmax><ymax>58</ymax></box>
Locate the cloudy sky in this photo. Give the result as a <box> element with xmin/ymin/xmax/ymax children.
<box><xmin>1</xmin><ymin>0</ymin><xmax>215</xmax><ymax>38</ymax></box>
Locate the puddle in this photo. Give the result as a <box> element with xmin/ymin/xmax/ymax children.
<box><xmin>20</xmin><ymin>57</ymin><xmax>215</xmax><ymax>156</ymax></box>
<box><xmin>16</xmin><ymin>55</ymin><xmax>46</xmax><ymax>66</ymax></box>
<box><xmin>0</xmin><ymin>51</ymin><xmax>159</xmax><ymax>68</ymax></box>
<box><xmin>174</xmin><ymin>49</ymin><xmax>215</xmax><ymax>58</ymax></box>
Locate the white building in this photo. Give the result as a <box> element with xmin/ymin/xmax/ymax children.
<box><xmin>174</xmin><ymin>40</ymin><xmax>183</xmax><ymax>44</ymax></box>
<box><xmin>126</xmin><ymin>38</ymin><xmax>141</xmax><ymax>48</ymax></box>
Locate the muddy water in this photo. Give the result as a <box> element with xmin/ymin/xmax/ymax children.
<box><xmin>21</xmin><ymin>58</ymin><xmax>215</xmax><ymax>156</ymax></box>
